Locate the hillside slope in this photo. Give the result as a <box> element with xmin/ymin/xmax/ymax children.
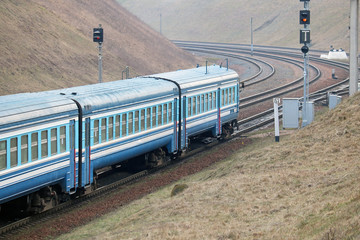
<box><xmin>118</xmin><ymin>0</ymin><xmax>352</xmax><ymax>51</ymax></box>
<box><xmin>0</xmin><ymin>0</ymin><xmax>197</xmax><ymax>95</ymax></box>
<box><xmin>58</xmin><ymin>93</ymin><xmax>360</xmax><ymax>239</ymax></box>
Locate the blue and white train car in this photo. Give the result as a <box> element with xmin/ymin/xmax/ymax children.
<box><xmin>0</xmin><ymin>65</ymin><xmax>240</xmax><ymax>214</ymax></box>
<box><xmin>0</xmin><ymin>93</ymin><xmax>79</xmax><ymax>213</ymax></box>
<box><xmin>152</xmin><ymin>65</ymin><xmax>240</xmax><ymax>146</ymax></box>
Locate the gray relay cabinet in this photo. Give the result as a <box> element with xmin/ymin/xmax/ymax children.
<box><xmin>283</xmin><ymin>98</ymin><xmax>300</xmax><ymax>128</ymax></box>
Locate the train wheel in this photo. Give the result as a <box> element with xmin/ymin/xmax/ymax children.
<box><xmin>146</xmin><ymin>148</ymin><xmax>167</xmax><ymax>168</ymax></box>
<box><xmin>221</xmin><ymin>124</ymin><xmax>231</xmax><ymax>139</ymax></box>
<box><xmin>92</xmin><ymin>175</ymin><xmax>98</xmax><ymax>191</ymax></box>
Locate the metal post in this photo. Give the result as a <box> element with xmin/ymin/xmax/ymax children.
<box><xmin>273</xmin><ymin>98</ymin><xmax>280</xmax><ymax>142</ymax></box>
<box><xmin>226</xmin><ymin>58</ymin><xmax>229</xmax><ymax>71</ymax></box>
<box><xmin>350</xmin><ymin>0</ymin><xmax>359</xmax><ymax>95</ymax></box>
<box><xmin>251</xmin><ymin>17</ymin><xmax>254</xmax><ymax>56</ymax></box>
<box><xmin>302</xmin><ymin>52</ymin><xmax>308</xmax><ymax>127</ymax></box>
<box><xmin>301</xmin><ymin>1</ymin><xmax>310</xmax><ymax>127</ymax></box>
<box><xmin>98</xmin><ymin>42</ymin><xmax>103</xmax><ymax>83</ymax></box>
<box><xmin>160</xmin><ymin>13</ymin><xmax>162</xmax><ymax>35</ymax></box>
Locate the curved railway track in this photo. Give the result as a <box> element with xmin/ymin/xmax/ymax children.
<box><xmin>2</xmin><ymin>42</ymin><xmax>351</xmax><ymax>239</ymax></box>
<box><xmin>176</xmin><ymin>41</ymin><xmax>350</xmax><ymax>136</ymax></box>
<box><xmin>175</xmin><ymin>41</ymin><xmax>350</xmax><ymax>105</ymax></box>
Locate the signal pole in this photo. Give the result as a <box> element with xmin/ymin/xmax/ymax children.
<box><xmin>251</xmin><ymin>17</ymin><xmax>254</xmax><ymax>56</ymax></box>
<box><xmin>160</xmin><ymin>13</ymin><xmax>162</xmax><ymax>35</ymax></box>
<box><xmin>299</xmin><ymin>0</ymin><xmax>310</xmax><ymax>127</ymax></box>
<box><xmin>98</xmin><ymin>42</ymin><xmax>103</xmax><ymax>83</ymax></box>
<box><xmin>349</xmin><ymin>0</ymin><xmax>359</xmax><ymax>95</ymax></box>
<box><xmin>93</xmin><ymin>24</ymin><xmax>104</xmax><ymax>83</ymax></box>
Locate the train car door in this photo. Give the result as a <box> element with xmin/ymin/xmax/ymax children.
<box><xmin>182</xmin><ymin>96</ymin><xmax>188</xmax><ymax>149</ymax></box>
<box><xmin>68</xmin><ymin>120</ymin><xmax>77</xmax><ymax>192</ymax></box>
<box><xmin>84</xmin><ymin>117</ymin><xmax>92</xmax><ymax>186</ymax></box>
<box><xmin>172</xmin><ymin>98</ymin><xmax>178</xmax><ymax>153</ymax></box>
<box><xmin>216</xmin><ymin>88</ymin><xmax>222</xmax><ymax>136</ymax></box>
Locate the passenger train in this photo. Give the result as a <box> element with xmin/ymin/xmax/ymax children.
<box><xmin>0</xmin><ymin>65</ymin><xmax>240</xmax><ymax>214</ymax></box>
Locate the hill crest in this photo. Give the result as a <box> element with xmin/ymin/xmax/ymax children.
<box><xmin>0</xmin><ymin>0</ymin><xmax>197</xmax><ymax>95</ymax></box>
<box><xmin>118</xmin><ymin>0</ymin><xmax>353</xmax><ymax>51</ymax></box>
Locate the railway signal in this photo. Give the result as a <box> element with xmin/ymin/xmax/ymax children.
<box><xmin>299</xmin><ymin>10</ymin><xmax>310</xmax><ymax>25</ymax></box>
<box><xmin>299</xmin><ymin>0</ymin><xmax>311</xmax><ymax>127</ymax></box>
<box><xmin>301</xmin><ymin>45</ymin><xmax>309</xmax><ymax>54</ymax></box>
<box><xmin>94</xmin><ymin>24</ymin><xmax>103</xmax><ymax>83</ymax></box>
<box><xmin>93</xmin><ymin>28</ymin><xmax>103</xmax><ymax>43</ymax></box>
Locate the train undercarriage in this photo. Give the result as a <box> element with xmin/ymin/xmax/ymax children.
<box><xmin>0</xmin><ymin>120</ymin><xmax>238</xmax><ymax>218</ymax></box>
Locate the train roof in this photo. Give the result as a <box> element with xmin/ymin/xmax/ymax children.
<box><xmin>151</xmin><ymin>65</ymin><xmax>239</xmax><ymax>90</ymax></box>
<box><xmin>0</xmin><ymin>65</ymin><xmax>239</xmax><ymax>125</ymax></box>
<box><xmin>0</xmin><ymin>92</ymin><xmax>78</xmax><ymax>131</ymax></box>
<box><xmin>51</xmin><ymin>65</ymin><xmax>238</xmax><ymax>114</ymax></box>
<box><xmin>53</xmin><ymin>77</ymin><xmax>177</xmax><ymax>114</ymax></box>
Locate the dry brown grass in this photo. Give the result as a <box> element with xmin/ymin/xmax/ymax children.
<box><xmin>0</xmin><ymin>0</ymin><xmax>198</xmax><ymax>96</ymax></box>
<box><xmin>57</xmin><ymin>95</ymin><xmax>360</xmax><ymax>239</ymax></box>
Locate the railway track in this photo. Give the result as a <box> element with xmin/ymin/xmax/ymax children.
<box><xmin>176</xmin><ymin>41</ymin><xmax>350</xmax><ymax>137</ymax></box>
<box><xmin>175</xmin><ymin>41</ymin><xmax>350</xmax><ymax>106</ymax></box>
<box><xmin>2</xmin><ymin>42</ymin><xmax>350</xmax><ymax>239</ymax></box>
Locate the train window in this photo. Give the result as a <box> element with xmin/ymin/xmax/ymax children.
<box><xmin>192</xmin><ymin>97</ymin><xmax>196</xmax><ymax>115</ymax></box>
<box><xmin>232</xmin><ymin>87</ymin><xmax>236</xmax><ymax>103</ymax></box>
<box><xmin>146</xmin><ymin>108</ymin><xmax>151</xmax><ymax>130</ymax></box>
<box><xmin>205</xmin><ymin>94</ymin><xmax>208</xmax><ymax>112</ymax></box>
<box><xmin>51</xmin><ymin>129</ymin><xmax>57</xmax><ymax>156</ymax></box>
<box><xmin>101</xmin><ymin>119</ymin><xmax>107</xmax><ymax>143</ymax></box>
<box><xmin>115</xmin><ymin>115</ymin><xmax>120</xmax><ymax>138</ymax></box>
<box><xmin>213</xmin><ymin>92</ymin><xmax>218</xmax><ymax>109</ymax></box>
<box><xmin>109</xmin><ymin>117</ymin><xmax>114</xmax><ymax>140</ymax></box>
<box><xmin>168</xmin><ymin>102</ymin><xmax>173</xmax><ymax>122</ymax></box>
<box><xmin>152</xmin><ymin>107</ymin><xmax>156</xmax><ymax>128</ymax></box>
<box><xmin>197</xmin><ymin>96</ymin><xmax>200</xmax><ymax>115</ymax></box>
<box><xmin>163</xmin><ymin>104</ymin><xmax>167</xmax><ymax>124</ymax></box>
<box><xmin>226</xmin><ymin>89</ymin><xmax>229</xmax><ymax>105</ymax></box>
<box><xmin>229</xmin><ymin>88</ymin><xmax>232</xmax><ymax>104</ymax></box>
<box><xmin>141</xmin><ymin>109</ymin><xmax>145</xmax><ymax>131</ymax></box>
<box><xmin>21</xmin><ymin>135</ymin><xmax>28</xmax><ymax>164</ymax></box>
<box><xmin>135</xmin><ymin>111</ymin><xmax>139</xmax><ymax>133</ymax></box>
<box><xmin>201</xmin><ymin>95</ymin><xmax>204</xmax><ymax>113</ymax></box>
<box><xmin>0</xmin><ymin>140</ymin><xmax>6</xmax><ymax>170</ymax></box>
<box><xmin>94</xmin><ymin>120</ymin><xmax>99</xmax><ymax>145</ymax></box>
<box><xmin>31</xmin><ymin>133</ymin><xmax>38</xmax><ymax>161</ymax></box>
<box><xmin>187</xmin><ymin>98</ymin><xmax>191</xmax><ymax>116</ymax></box>
<box><xmin>10</xmin><ymin>138</ymin><xmax>18</xmax><ymax>167</ymax></box>
<box><xmin>221</xmin><ymin>89</ymin><xmax>225</xmax><ymax>106</ymax></box>
<box><xmin>128</xmin><ymin>112</ymin><xmax>133</xmax><ymax>135</ymax></box>
<box><xmin>208</xmin><ymin>93</ymin><xmax>212</xmax><ymax>111</ymax></box>
<box><xmin>228</xmin><ymin>88</ymin><xmax>232</xmax><ymax>104</ymax></box>
<box><xmin>158</xmin><ymin>105</ymin><xmax>162</xmax><ymax>126</ymax></box>
<box><xmin>41</xmin><ymin>131</ymin><xmax>48</xmax><ymax>158</ymax></box>
<box><xmin>60</xmin><ymin>126</ymin><xmax>66</xmax><ymax>153</ymax></box>
<box><xmin>122</xmin><ymin>114</ymin><xmax>127</xmax><ymax>137</ymax></box>
<box><xmin>228</xmin><ymin>88</ymin><xmax>231</xmax><ymax>104</ymax></box>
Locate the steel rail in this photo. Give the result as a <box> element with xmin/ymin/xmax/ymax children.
<box><xmin>181</xmin><ymin>46</ymin><xmax>321</xmax><ymax>108</ymax></box>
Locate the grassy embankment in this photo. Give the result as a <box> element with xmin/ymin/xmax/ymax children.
<box><xmin>0</xmin><ymin>0</ymin><xmax>197</xmax><ymax>96</ymax></box>
<box><xmin>57</xmin><ymin>93</ymin><xmax>360</xmax><ymax>239</ymax></box>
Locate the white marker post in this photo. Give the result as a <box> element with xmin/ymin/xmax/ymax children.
<box><xmin>273</xmin><ymin>98</ymin><xmax>280</xmax><ymax>142</ymax></box>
